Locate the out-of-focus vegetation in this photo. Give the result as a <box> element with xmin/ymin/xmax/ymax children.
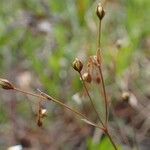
<box><xmin>0</xmin><ymin>0</ymin><xmax>150</xmax><ymax>149</ymax></box>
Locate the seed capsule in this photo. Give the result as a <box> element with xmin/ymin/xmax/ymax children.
<box><xmin>37</xmin><ymin>118</ymin><xmax>43</xmax><ymax>127</ymax></box>
<box><xmin>96</xmin><ymin>3</ymin><xmax>105</xmax><ymax>20</ymax></box>
<box><xmin>40</xmin><ymin>108</ymin><xmax>47</xmax><ymax>118</ymax></box>
<box><xmin>0</xmin><ymin>78</ymin><xmax>14</xmax><ymax>90</ymax></box>
<box><xmin>122</xmin><ymin>92</ymin><xmax>130</xmax><ymax>101</ymax></box>
<box><xmin>72</xmin><ymin>58</ymin><xmax>83</xmax><ymax>72</ymax></box>
<box><xmin>82</xmin><ymin>72</ymin><xmax>92</xmax><ymax>83</ymax></box>
<box><xmin>96</xmin><ymin>77</ymin><xmax>101</xmax><ymax>84</ymax></box>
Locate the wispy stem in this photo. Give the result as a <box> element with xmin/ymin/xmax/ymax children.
<box><xmin>96</xmin><ymin>8</ymin><xmax>118</xmax><ymax>150</ymax></box>
<box><xmin>106</xmin><ymin>130</ymin><xmax>118</xmax><ymax>150</ymax></box>
<box><xmin>98</xmin><ymin>20</ymin><xmax>102</xmax><ymax>50</ymax></box>
<box><xmin>97</xmin><ymin>20</ymin><xmax>109</xmax><ymax>126</ymax></box>
<box><xmin>98</xmin><ymin>66</ymin><xmax>108</xmax><ymax>126</ymax></box>
<box><xmin>79</xmin><ymin>72</ymin><xmax>105</xmax><ymax>127</ymax></box>
<box><xmin>13</xmin><ymin>87</ymin><xmax>104</xmax><ymax>130</ymax></box>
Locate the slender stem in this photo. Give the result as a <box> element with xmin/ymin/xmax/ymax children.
<box><xmin>133</xmin><ymin>127</ymin><xmax>140</xmax><ymax>150</ymax></box>
<box><xmin>102</xmin><ymin>0</ymin><xmax>108</xmax><ymax>7</ymax></box>
<box><xmin>96</xmin><ymin>19</ymin><xmax>108</xmax><ymax>126</ymax></box>
<box><xmin>96</xmin><ymin>11</ymin><xmax>117</xmax><ymax>150</ymax></box>
<box><xmin>98</xmin><ymin>20</ymin><xmax>101</xmax><ymax>50</ymax></box>
<box><xmin>13</xmin><ymin>87</ymin><xmax>104</xmax><ymax>130</ymax></box>
<box><xmin>105</xmin><ymin>130</ymin><xmax>118</xmax><ymax>150</ymax></box>
<box><xmin>79</xmin><ymin>72</ymin><xmax>105</xmax><ymax>127</ymax></box>
<box><xmin>15</xmin><ymin>87</ymin><xmax>117</xmax><ymax>149</ymax></box>
<box><xmin>97</xmin><ymin>21</ymin><xmax>102</xmax><ymax>63</ymax></box>
<box><xmin>98</xmin><ymin>66</ymin><xmax>108</xmax><ymax>126</ymax></box>
<box><xmin>14</xmin><ymin>88</ymin><xmax>45</xmax><ymax>100</ymax></box>
<box><xmin>14</xmin><ymin>87</ymin><xmax>86</xmax><ymax>119</ymax></box>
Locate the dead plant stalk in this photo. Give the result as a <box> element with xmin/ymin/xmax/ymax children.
<box><xmin>0</xmin><ymin>2</ymin><xmax>119</xmax><ymax>150</ymax></box>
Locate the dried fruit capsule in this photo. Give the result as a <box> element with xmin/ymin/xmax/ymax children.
<box><xmin>40</xmin><ymin>108</ymin><xmax>47</xmax><ymax>118</ymax></box>
<box><xmin>82</xmin><ymin>72</ymin><xmax>92</xmax><ymax>83</ymax></box>
<box><xmin>96</xmin><ymin>77</ymin><xmax>101</xmax><ymax>84</ymax></box>
<box><xmin>72</xmin><ymin>58</ymin><xmax>83</xmax><ymax>73</ymax></box>
<box><xmin>37</xmin><ymin>118</ymin><xmax>43</xmax><ymax>127</ymax></box>
<box><xmin>96</xmin><ymin>3</ymin><xmax>105</xmax><ymax>20</ymax></box>
<box><xmin>122</xmin><ymin>92</ymin><xmax>130</xmax><ymax>101</ymax></box>
<box><xmin>0</xmin><ymin>78</ymin><xmax>14</xmax><ymax>90</ymax></box>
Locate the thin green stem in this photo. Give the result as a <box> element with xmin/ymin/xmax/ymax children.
<box><xmin>79</xmin><ymin>72</ymin><xmax>105</xmax><ymax>127</ymax></box>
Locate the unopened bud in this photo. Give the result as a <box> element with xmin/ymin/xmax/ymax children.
<box><xmin>82</xmin><ymin>73</ymin><xmax>92</xmax><ymax>83</ymax></box>
<box><xmin>0</xmin><ymin>78</ymin><xmax>14</xmax><ymax>90</ymax></box>
<box><xmin>72</xmin><ymin>58</ymin><xmax>83</xmax><ymax>72</ymax></box>
<box><xmin>122</xmin><ymin>92</ymin><xmax>130</xmax><ymax>101</ymax></box>
<box><xmin>96</xmin><ymin>3</ymin><xmax>105</xmax><ymax>20</ymax></box>
<box><xmin>116</xmin><ymin>39</ymin><xmax>122</xmax><ymax>49</ymax></box>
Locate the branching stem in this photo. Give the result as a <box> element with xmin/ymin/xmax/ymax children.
<box><xmin>97</xmin><ymin>20</ymin><xmax>109</xmax><ymax>126</ymax></box>
<box><xmin>13</xmin><ymin>87</ymin><xmax>104</xmax><ymax>130</ymax></box>
<box><xmin>96</xmin><ymin>12</ymin><xmax>118</xmax><ymax>150</ymax></box>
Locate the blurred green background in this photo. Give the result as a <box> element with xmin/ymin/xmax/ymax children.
<box><xmin>0</xmin><ymin>0</ymin><xmax>150</xmax><ymax>149</ymax></box>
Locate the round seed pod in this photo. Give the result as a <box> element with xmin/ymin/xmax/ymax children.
<box><xmin>82</xmin><ymin>72</ymin><xmax>92</xmax><ymax>83</ymax></box>
<box><xmin>0</xmin><ymin>78</ymin><xmax>14</xmax><ymax>90</ymax></box>
<box><xmin>122</xmin><ymin>92</ymin><xmax>130</xmax><ymax>102</ymax></box>
<box><xmin>37</xmin><ymin>119</ymin><xmax>43</xmax><ymax>127</ymax></box>
<box><xmin>96</xmin><ymin>3</ymin><xmax>105</xmax><ymax>20</ymax></box>
<box><xmin>72</xmin><ymin>58</ymin><xmax>83</xmax><ymax>72</ymax></box>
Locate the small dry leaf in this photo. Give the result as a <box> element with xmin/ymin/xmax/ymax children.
<box><xmin>81</xmin><ymin>118</ymin><xmax>96</xmax><ymax>127</ymax></box>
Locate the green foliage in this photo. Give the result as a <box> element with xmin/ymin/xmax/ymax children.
<box><xmin>0</xmin><ymin>103</ymin><xmax>8</xmax><ymax>123</ymax></box>
<box><xmin>87</xmin><ymin>137</ymin><xmax>122</xmax><ymax>150</ymax></box>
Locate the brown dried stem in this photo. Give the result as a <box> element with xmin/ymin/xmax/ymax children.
<box><xmin>98</xmin><ymin>20</ymin><xmax>102</xmax><ymax>50</ymax></box>
<box><xmin>79</xmin><ymin>72</ymin><xmax>105</xmax><ymax>127</ymax></box>
<box><xmin>96</xmin><ymin>6</ymin><xmax>118</xmax><ymax>150</ymax></box>
<box><xmin>98</xmin><ymin>65</ymin><xmax>109</xmax><ymax>126</ymax></box>
<box><xmin>105</xmin><ymin>129</ymin><xmax>118</xmax><ymax>150</ymax></box>
<box><xmin>97</xmin><ymin>19</ymin><xmax>109</xmax><ymax>126</ymax></box>
<box><xmin>13</xmin><ymin>87</ymin><xmax>104</xmax><ymax>130</ymax></box>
